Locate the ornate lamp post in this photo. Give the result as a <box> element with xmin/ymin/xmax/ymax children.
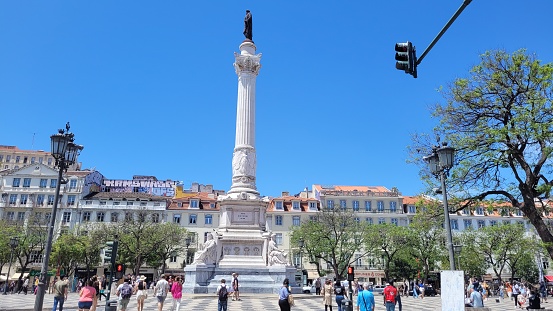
<box><xmin>453</xmin><ymin>244</ymin><xmax>463</xmax><ymax>270</ymax></box>
<box><xmin>423</xmin><ymin>142</ymin><xmax>456</xmax><ymax>271</ymax></box>
<box><xmin>184</xmin><ymin>236</ymin><xmax>192</xmax><ymax>266</ymax></box>
<box><xmin>298</xmin><ymin>239</ymin><xmax>305</xmax><ymax>270</ymax></box>
<box><xmin>34</xmin><ymin>123</ymin><xmax>83</xmax><ymax>311</ymax></box>
<box><xmin>3</xmin><ymin>237</ymin><xmax>19</xmax><ymax>295</ymax></box>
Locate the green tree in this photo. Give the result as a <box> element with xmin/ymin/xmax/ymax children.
<box><xmin>50</xmin><ymin>225</ymin><xmax>103</xmax><ymax>278</ymax></box>
<box><xmin>364</xmin><ymin>223</ymin><xmax>411</xmax><ymax>283</ymax></box>
<box><xmin>505</xmin><ymin>235</ymin><xmax>541</xmax><ymax>283</ymax></box>
<box><xmin>458</xmin><ymin>230</ymin><xmax>488</xmax><ymax>279</ymax></box>
<box><xmin>143</xmin><ymin>223</ymin><xmax>188</xmax><ymax>273</ymax></box>
<box><xmin>410</xmin><ymin>49</ymin><xmax>553</xmax><ymax>259</ymax></box>
<box><xmin>290</xmin><ymin>208</ymin><xmax>370</xmax><ymax>280</ymax></box>
<box><xmin>0</xmin><ymin>221</ymin><xmax>19</xmax><ymax>274</ymax></box>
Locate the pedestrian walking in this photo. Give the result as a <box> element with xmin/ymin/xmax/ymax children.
<box><xmin>134</xmin><ymin>276</ymin><xmax>148</xmax><ymax>311</ymax></box>
<box><xmin>52</xmin><ymin>275</ymin><xmax>69</xmax><ymax>311</ymax></box>
<box><xmin>216</xmin><ymin>278</ymin><xmax>229</xmax><ymax>311</ymax></box>
<box><xmin>78</xmin><ymin>279</ymin><xmax>97</xmax><ymax>311</ymax></box>
<box><xmin>231</xmin><ymin>273</ymin><xmax>241</xmax><ymax>301</ymax></box>
<box><xmin>334</xmin><ymin>280</ymin><xmax>346</xmax><ymax>311</ymax></box>
<box><xmin>315</xmin><ymin>278</ymin><xmax>321</xmax><ymax>295</ymax></box>
<box><xmin>322</xmin><ymin>279</ymin><xmax>334</xmax><ymax>311</ymax></box>
<box><xmin>116</xmin><ymin>277</ymin><xmax>133</xmax><ymax>311</ymax></box>
<box><xmin>170</xmin><ymin>276</ymin><xmax>183</xmax><ymax>311</ymax></box>
<box><xmin>512</xmin><ymin>281</ymin><xmax>521</xmax><ymax>308</ymax></box>
<box><xmin>356</xmin><ymin>282</ymin><xmax>375</xmax><ymax>311</ymax></box>
<box><xmin>154</xmin><ymin>274</ymin><xmax>169</xmax><ymax>311</ymax></box>
<box><xmin>383</xmin><ymin>281</ymin><xmax>397</xmax><ymax>311</ymax></box>
<box><xmin>278</xmin><ymin>278</ymin><xmax>291</xmax><ymax>311</ymax></box>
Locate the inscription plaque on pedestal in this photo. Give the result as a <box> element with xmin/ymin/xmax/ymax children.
<box><xmin>233</xmin><ymin>211</ymin><xmax>253</xmax><ymax>223</ymax></box>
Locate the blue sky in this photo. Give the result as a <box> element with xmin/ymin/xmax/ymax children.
<box><xmin>1</xmin><ymin>1</ymin><xmax>552</xmax><ymax>197</ymax></box>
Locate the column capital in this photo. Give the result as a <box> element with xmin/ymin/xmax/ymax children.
<box><xmin>234</xmin><ymin>53</ymin><xmax>262</xmax><ymax>76</ymax></box>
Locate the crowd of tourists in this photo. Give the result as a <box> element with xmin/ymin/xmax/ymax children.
<box><xmin>464</xmin><ymin>277</ymin><xmax>549</xmax><ymax>310</ymax></box>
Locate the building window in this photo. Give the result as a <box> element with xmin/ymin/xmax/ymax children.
<box><xmin>37</xmin><ymin>194</ymin><xmax>45</xmax><ymax>205</ymax></box>
<box><xmin>515</xmin><ymin>209</ymin><xmax>523</xmax><ymax>216</ymax></box>
<box><xmin>113</xmin><ymin>201</ymin><xmax>120</xmax><ymax>206</ymax></box>
<box><xmin>477</xmin><ymin>220</ymin><xmax>485</xmax><ymax>228</ymax></box>
<box><xmin>365</xmin><ymin>201</ymin><xmax>372</xmax><ymax>212</ymax></box>
<box><xmin>292</xmin><ymin>201</ymin><xmax>300</xmax><ymax>210</ymax></box>
<box><xmin>378</xmin><ymin>217</ymin><xmax>386</xmax><ymax>224</ymax></box>
<box><xmin>210</xmin><ymin>203</ymin><xmax>216</xmax><ymax>209</ymax></box>
<box><xmin>391</xmin><ymin>218</ymin><xmax>398</xmax><ymax>226</ymax></box>
<box><xmin>0</xmin><ymin>155</ymin><xmax>2</xmax><ymax>162</ymax></box>
<box><xmin>352</xmin><ymin>200</ymin><xmax>359</xmax><ymax>211</ymax></box>
<box><xmin>48</xmin><ymin>158</ymin><xmax>53</xmax><ymax>166</ymax></box>
<box><xmin>309</xmin><ymin>202</ymin><xmax>317</xmax><ymax>210</ymax></box>
<box><xmin>17</xmin><ymin>212</ymin><xmax>25</xmax><ymax>221</ymax></box>
<box><xmin>50</xmin><ymin>179</ymin><xmax>57</xmax><ymax>188</ymax></box>
<box><xmin>111</xmin><ymin>212</ymin><xmax>119</xmax><ymax>223</ymax></box>
<box><xmin>45</xmin><ymin>213</ymin><xmax>51</xmax><ymax>223</ymax></box>
<box><xmin>99</xmin><ymin>201</ymin><xmax>107</xmax><ymax>206</ymax></box>
<box><xmin>6</xmin><ymin>211</ymin><xmax>15</xmax><ymax>221</ymax></box>
<box><xmin>139</xmin><ymin>202</ymin><xmax>147</xmax><ymax>207</ymax></box>
<box><xmin>39</xmin><ymin>179</ymin><xmax>47</xmax><ymax>188</ymax></box>
<box><xmin>9</xmin><ymin>194</ymin><xmax>17</xmax><ymax>205</ymax></box>
<box><xmin>451</xmin><ymin>219</ymin><xmax>459</xmax><ymax>230</ymax></box>
<box><xmin>126</xmin><ymin>201</ymin><xmax>134</xmax><ymax>206</ymax></box>
<box><xmin>62</xmin><ymin>212</ymin><xmax>71</xmax><ymax>223</ymax></box>
<box><xmin>20</xmin><ymin>194</ymin><xmax>28</xmax><ymax>205</ymax></box>
<box><xmin>517</xmin><ymin>220</ymin><xmax>524</xmax><ymax>226</ymax></box>
<box><xmin>408</xmin><ymin>205</ymin><xmax>416</xmax><ymax>213</ymax></box>
<box><xmin>275</xmin><ymin>201</ymin><xmax>283</xmax><ymax>210</ymax></box>
<box><xmin>327</xmin><ymin>200</ymin><xmax>334</xmax><ymax>209</ymax></box>
<box><xmin>205</xmin><ymin>214</ymin><xmax>213</xmax><ymax>225</ymax></box>
<box><xmin>173</xmin><ymin>214</ymin><xmax>181</xmax><ymax>224</ymax></box>
<box><xmin>340</xmin><ymin>200</ymin><xmax>347</xmax><ymax>210</ymax></box>
<box><xmin>6</xmin><ymin>155</ymin><xmax>11</xmax><ymax>162</ymax></box>
<box><xmin>463</xmin><ymin>219</ymin><xmax>472</xmax><ymax>229</ymax></box>
<box><xmin>293</xmin><ymin>253</ymin><xmax>301</xmax><ymax>267</ymax></box>
<box><xmin>48</xmin><ymin>195</ymin><xmax>55</xmax><ymax>205</ymax></box>
<box><xmin>82</xmin><ymin>212</ymin><xmax>91</xmax><ymax>222</ymax></box>
<box><xmin>125</xmin><ymin>212</ymin><xmax>133</xmax><ymax>222</ymax></box>
<box><xmin>31</xmin><ymin>157</ymin><xmax>35</xmax><ymax>164</ymax></box>
<box><xmin>189</xmin><ymin>214</ymin><xmax>197</xmax><ymax>224</ymax></box>
<box><xmin>476</xmin><ymin>207</ymin><xmax>484</xmax><ymax>215</ymax></box>
<box><xmin>275</xmin><ymin>215</ymin><xmax>283</xmax><ymax>226</ymax></box>
<box><xmin>377</xmin><ymin>201</ymin><xmax>384</xmax><ymax>212</ymax></box>
<box><xmin>170</xmin><ymin>255</ymin><xmax>177</xmax><ymax>263</ymax></box>
<box><xmin>15</xmin><ymin>156</ymin><xmax>20</xmax><ymax>163</ymax></box>
<box><xmin>490</xmin><ymin>220</ymin><xmax>498</xmax><ymax>226</ymax></box>
<box><xmin>390</xmin><ymin>201</ymin><xmax>397</xmax><ymax>213</ymax></box>
<box><xmin>152</xmin><ymin>213</ymin><xmax>160</xmax><ymax>223</ymax></box>
<box><xmin>67</xmin><ymin>195</ymin><xmax>76</xmax><ymax>206</ymax></box>
<box><xmin>97</xmin><ymin>212</ymin><xmax>105</xmax><ymax>222</ymax></box>
<box><xmin>69</xmin><ymin>179</ymin><xmax>77</xmax><ymax>189</ymax></box>
<box><xmin>293</xmin><ymin>216</ymin><xmax>301</xmax><ymax>226</ymax></box>
<box><xmin>39</xmin><ymin>157</ymin><xmax>43</xmax><ymax>164</ymax></box>
<box><xmin>153</xmin><ymin>202</ymin><xmax>161</xmax><ymax>207</ymax></box>
<box><xmin>12</xmin><ymin>178</ymin><xmax>21</xmax><ymax>187</ymax></box>
<box><xmin>366</xmin><ymin>217</ymin><xmax>373</xmax><ymax>224</ymax></box>
<box><xmin>190</xmin><ymin>200</ymin><xmax>199</xmax><ymax>208</ymax></box>
<box><xmin>355</xmin><ymin>217</ymin><xmax>360</xmax><ymax>223</ymax></box>
<box><xmin>275</xmin><ymin>233</ymin><xmax>283</xmax><ymax>245</ymax></box>
<box><xmin>30</xmin><ymin>250</ymin><xmax>43</xmax><ymax>264</ymax></box>
<box><xmin>23</xmin><ymin>178</ymin><xmax>31</xmax><ymax>188</ymax></box>
<box><xmin>462</xmin><ymin>208</ymin><xmax>469</xmax><ymax>215</ymax></box>
<box><xmin>503</xmin><ymin>220</ymin><xmax>511</xmax><ymax>225</ymax></box>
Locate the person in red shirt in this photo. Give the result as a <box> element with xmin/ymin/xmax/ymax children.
<box><xmin>383</xmin><ymin>282</ymin><xmax>397</xmax><ymax>311</ymax></box>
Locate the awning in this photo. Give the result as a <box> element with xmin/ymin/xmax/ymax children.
<box><xmin>545</xmin><ymin>275</ymin><xmax>553</xmax><ymax>282</ymax></box>
<box><xmin>0</xmin><ymin>275</ymin><xmax>7</xmax><ymax>282</ymax></box>
<box><xmin>10</xmin><ymin>273</ymin><xmax>29</xmax><ymax>281</ymax></box>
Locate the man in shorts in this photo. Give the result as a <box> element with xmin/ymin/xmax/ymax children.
<box><xmin>116</xmin><ymin>277</ymin><xmax>133</xmax><ymax>311</ymax></box>
<box><xmin>154</xmin><ymin>274</ymin><xmax>169</xmax><ymax>311</ymax></box>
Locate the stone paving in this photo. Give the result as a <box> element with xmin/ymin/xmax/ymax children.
<box><xmin>0</xmin><ymin>291</ymin><xmax>547</xmax><ymax>311</ymax></box>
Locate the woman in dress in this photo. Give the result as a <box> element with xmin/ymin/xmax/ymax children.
<box><xmin>278</xmin><ymin>278</ymin><xmax>291</xmax><ymax>311</ymax></box>
<box><xmin>78</xmin><ymin>279</ymin><xmax>97</xmax><ymax>311</ymax></box>
<box><xmin>322</xmin><ymin>279</ymin><xmax>334</xmax><ymax>311</ymax></box>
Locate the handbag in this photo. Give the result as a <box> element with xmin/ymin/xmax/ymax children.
<box><xmin>288</xmin><ymin>293</ymin><xmax>295</xmax><ymax>306</ymax></box>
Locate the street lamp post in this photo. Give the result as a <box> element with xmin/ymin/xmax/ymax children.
<box><xmin>298</xmin><ymin>239</ymin><xmax>304</xmax><ymax>270</ymax></box>
<box><xmin>184</xmin><ymin>236</ymin><xmax>191</xmax><ymax>267</ymax></box>
<box><xmin>453</xmin><ymin>244</ymin><xmax>463</xmax><ymax>270</ymax></box>
<box><xmin>34</xmin><ymin>123</ymin><xmax>83</xmax><ymax>311</ymax></box>
<box><xmin>3</xmin><ymin>237</ymin><xmax>19</xmax><ymax>295</ymax></box>
<box><xmin>424</xmin><ymin>142</ymin><xmax>456</xmax><ymax>271</ymax></box>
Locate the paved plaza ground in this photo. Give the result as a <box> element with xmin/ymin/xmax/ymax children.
<box><xmin>0</xmin><ymin>291</ymin><xmax>546</xmax><ymax>311</ymax></box>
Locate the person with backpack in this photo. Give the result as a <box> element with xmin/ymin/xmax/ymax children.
<box><xmin>334</xmin><ymin>280</ymin><xmax>346</xmax><ymax>311</ymax></box>
<box><xmin>383</xmin><ymin>282</ymin><xmax>398</xmax><ymax>311</ymax></box>
<box><xmin>116</xmin><ymin>277</ymin><xmax>133</xmax><ymax>311</ymax></box>
<box><xmin>154</xmin><ymin>274</ymin><xmax>169</xmax><ymax>311</ymax></box>
<box><xmin>216</xmin><ymin>278</ymin><xmax>229</xmax><ymax>311</ymax></box>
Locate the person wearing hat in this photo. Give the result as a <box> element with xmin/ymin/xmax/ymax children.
<box><xmin>154</xmin><ymin>274</ymin><xmax>169</xmax><ymax>311</ymax></box>
<box><xmin>134</xmin><ymin>276</ymin><xmax>148</xmax><ymax>311</ymax></box>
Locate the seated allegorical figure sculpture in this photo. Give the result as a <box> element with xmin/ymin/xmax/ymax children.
<box><xmin>192</xmin><ymin>233</ymin><xmax>218</xmax><ymax>265</ymax></box>
<box><xmin>268</xmin><ymin>234</ymin><xmax>288</xmax><ymax>266</ymax></box>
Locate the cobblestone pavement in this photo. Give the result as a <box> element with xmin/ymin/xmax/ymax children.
<box><xmin>0</xmin><ymin>291</ymin><xmax>547</xmax><ymax>311</ymax></box>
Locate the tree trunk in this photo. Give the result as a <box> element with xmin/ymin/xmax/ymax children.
<box><xmin>521</xmin><ymin>195</ymin><xmax>553</xmax><ymax>260</ymax></box>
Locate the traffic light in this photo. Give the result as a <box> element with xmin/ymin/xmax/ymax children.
<box><xmin>115</xmin><ymin>263</ymin><xmax>125</xmax><ymax>279</ymax></box>
<box><xmin>395</xmin><ymin>42</ymin><xmax>417</xmax><ymax>78</ymax></box>
<box><xmin>347</xmin><ymin>266</ymin><xmax>355</xmax><ymax>281</ymax></box>
<box><xmin>105</xmin><ymin>240</ymin><xmax>118</xmax><ymax>266</ymax></box>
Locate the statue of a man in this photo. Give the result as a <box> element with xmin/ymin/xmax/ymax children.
<box><xmin>268</xmin><ymin>234</ymin><xmax>288</xmax><ymax>266</ymax></box>
<box><xmin>192</xmin><ymin>233</ymin><xmax>218</xmax><ymax>265</ymax></box>
<box><xmin>243</xmin><ymin>10</ymin><xmax>252</xmax><ymax>40</ymax></box>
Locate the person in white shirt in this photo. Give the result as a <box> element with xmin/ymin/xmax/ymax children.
<box><xmin>154</xmin><ymin>274</ymin><xmax>169</xmax><ymax>311</ymax></box>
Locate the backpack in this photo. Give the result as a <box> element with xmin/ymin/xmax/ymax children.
<box><xmin>334</xmin><ymin>285</ymin><xmax>343</xmax><ymax>295</ymax></box>
<box><xmin>121</xmin><ymin>283</ymin><xmax>133</xmax><ymax>299</ymax></box>
<box><xmin>219</xmin><ymin>285</ymin><xmax>228</xmax><ymax>301</ymax></box>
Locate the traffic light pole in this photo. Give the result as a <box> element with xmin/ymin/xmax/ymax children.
<box><xmin>416</xmin><ymin>0</ymin><xmax>472</xmax><ymax>66</ymax></box>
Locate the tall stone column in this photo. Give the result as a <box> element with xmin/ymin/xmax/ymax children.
<box><xmin>228</xmin><ymin>41</ymin><xmax>262</xmax><ymax>196</ymax></box>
